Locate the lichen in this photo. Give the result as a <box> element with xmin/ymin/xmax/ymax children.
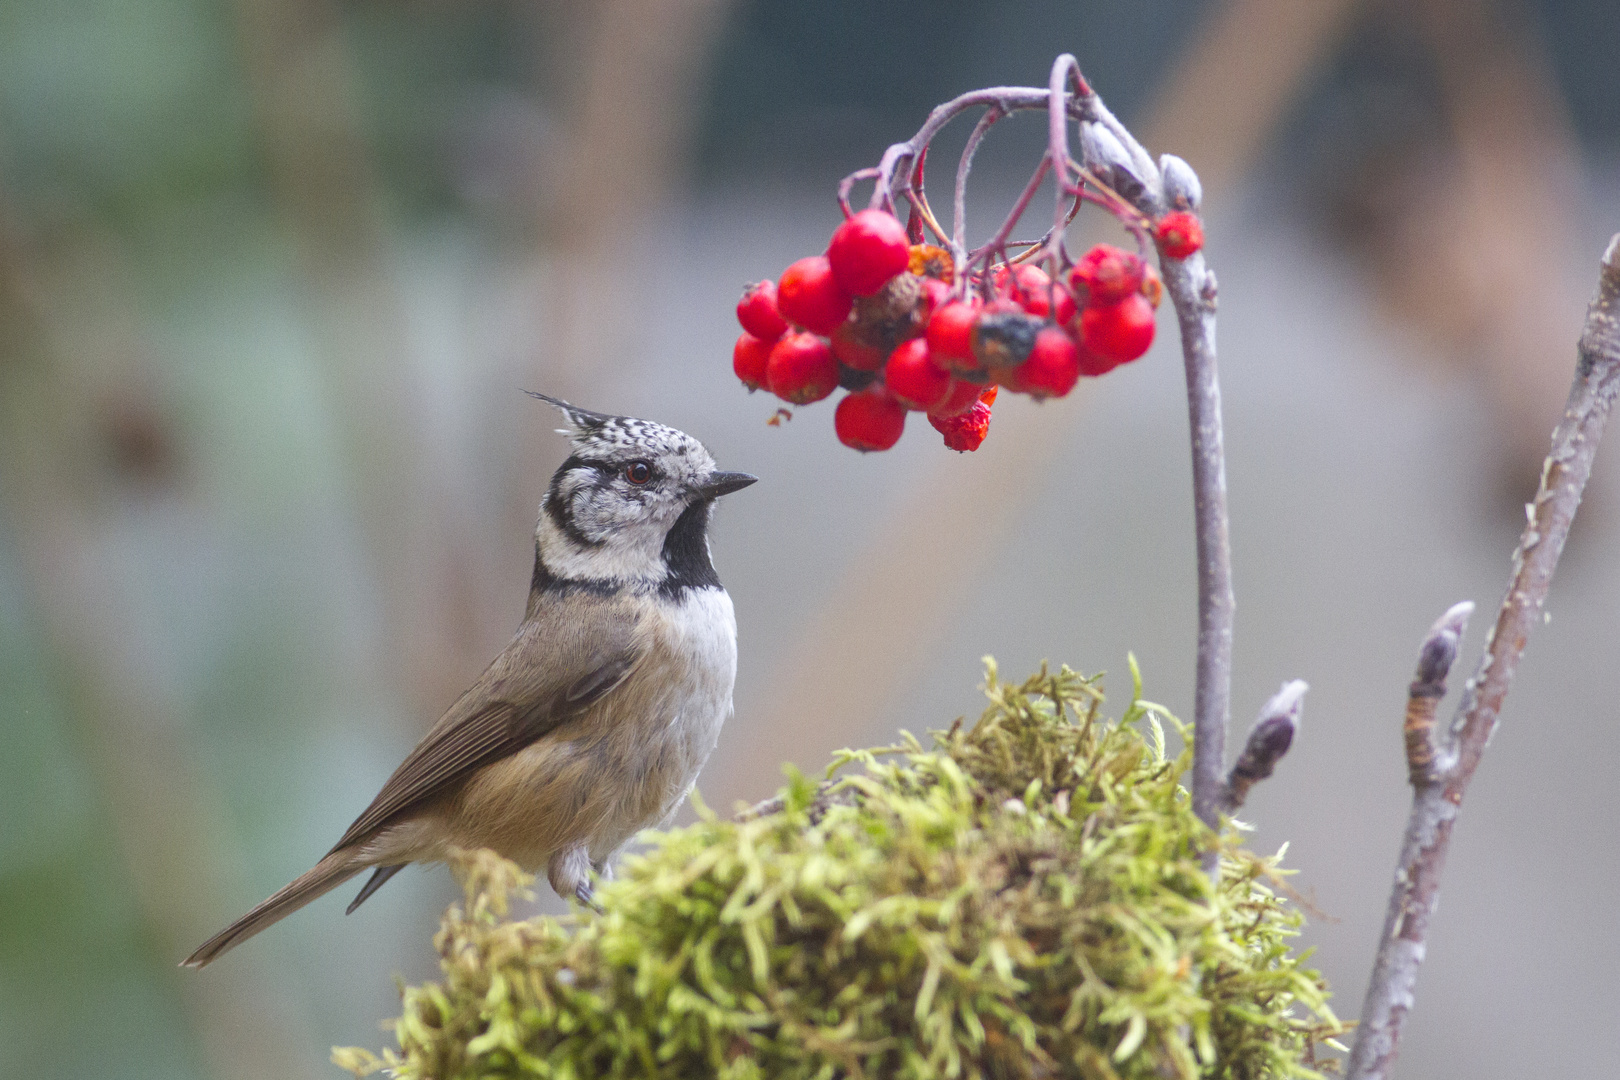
<box><xmin>335</xmin><ymin>659</ymin><xmax>1344</xmax><ymax>1079</ymax></box>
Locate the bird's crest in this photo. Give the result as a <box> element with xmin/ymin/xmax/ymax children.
<box><xmin>523</xmin><ymin>391</ymin><xmax>613</xmax><ymax>442</ymax></box>
<box><xmin>523</xmin><ymin>391</ymin><xmax>704</xmax><ymax>461</ymax></box>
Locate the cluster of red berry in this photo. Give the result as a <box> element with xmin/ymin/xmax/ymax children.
<box><xmin>732</xmin><ymin>207</ymin><xmax>1204</xmax><ymax>452</ymax></box>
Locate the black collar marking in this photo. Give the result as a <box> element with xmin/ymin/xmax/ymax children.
<box><xmin>529</xmin><ymin>548</ymin><xmax>621</xmax><ymax>598</ymax></box>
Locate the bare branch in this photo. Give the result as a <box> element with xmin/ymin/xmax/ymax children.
<box><xmin>1161</xmin><ymin>249</ymin><xmax>1231</xmax><ymax>852</ymax></box>
<box><xmin>1348</xmin><ymin>232</ymin><xmax>1620</xmax><ymax>1080</ymax></box>
<box><xmin>1221</xmin><ymin>680</ymin><xmax>1306</xmax><ymax>812</ymax></box>
<box><xmin>951</xmin><ymin>107</ymin><xmax>1002</xmax><ymax>266</ymax></box>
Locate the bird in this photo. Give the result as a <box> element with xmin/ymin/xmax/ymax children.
<box><xmin>182</xmin><ymin>394</ymin><xmax>757</xmax><ymax>968</ymax></box>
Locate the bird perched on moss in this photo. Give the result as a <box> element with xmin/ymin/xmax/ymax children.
<box><xmin>184</xmin><ymin>395</ymin><xmax>756</xmax><ymax>968</ymax></box>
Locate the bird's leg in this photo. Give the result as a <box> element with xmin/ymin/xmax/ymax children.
<box><xmin>548</xmin><ymin>844</ymin><xmax>599</xmax><ymax>910</ymax></box>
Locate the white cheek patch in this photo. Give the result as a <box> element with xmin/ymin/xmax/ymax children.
<box><xmin>538</xmin><ymin>511</ymin><xmax>667</xmax><ymax>581</ymax></box>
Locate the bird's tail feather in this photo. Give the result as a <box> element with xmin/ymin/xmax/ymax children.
<box><xmin>182</xmin><ymin>850</ymin><xmax>364</xmax><ymax>968</ymax></box>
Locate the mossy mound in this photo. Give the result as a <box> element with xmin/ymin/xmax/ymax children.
<box><xmin>335</xmin><ymin>661</ymin><xmax>1342</xmax><ymax>1079</ymax></box>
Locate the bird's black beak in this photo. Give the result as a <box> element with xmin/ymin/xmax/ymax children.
<box><xmin>697</xmin><ymin>471</ymin><xmax>758</xmax><ymax>499</ymax></box>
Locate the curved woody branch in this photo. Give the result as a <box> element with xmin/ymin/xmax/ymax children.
<box><xmin>1347</xmin><ymin>233</ymin><xmax>1620</xmax><ymax>1080</ymax></box>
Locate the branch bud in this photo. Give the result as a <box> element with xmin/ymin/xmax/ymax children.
<box><xmin>1079</xmin><ymin>121</ymin><xmax>1147</xmax><ymax>203</ymax></box>
<box><xmin>1220</xmin><ymin>680</ymin><xmax>1306</xmax><ymax>812</ymax></box>
<box><xmin>1159</xmin><ymin>154</ymin><xmax>1202</xmax><ymax>212</ymax></box>
<box><xmin>1405</xmin><ymin>600</ymin><xmax>1474</xmax><ymax>783</ymax></box>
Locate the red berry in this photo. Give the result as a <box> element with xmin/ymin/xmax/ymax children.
<box><xmin>1155</xmin><ymin>211</ymin><xmax>1204</xmax><ymax>259</ymax></box>
<box><xmin>993</xmin><ymin>264</ymin><xmax>1062</xmax><ymax>317</ymax></box>
<box><xmin>830</xmin><ymin>322</ymin><xmax>887</xmax><ymax>372</ymax></box>
<box><xmin>1076</xmin><ymin>340</ymin><xmax>1119</xmax><ymax>377</ymax></box>
<box><xmin>1020</xmin><ymin>326</ymin><xmax>1081</xmax><ymax>399</ymax></box>
<box><xmin>835</xmin><ymin>387</ymin><xmax>906</xmax><ymax>451</ymax></box>
<box><xmin>998</xmin><ymin>368</ymin><xmax>1031</xmax><ymax>394</ymax></box>
<box><xmin>733</xmin><ymin>332</ymin><xmax>773</xmax><ymax>391</ymax></box>
<box><xmin>827</xmin><ymin>209</ymin><xmax>911</xmax><ymax>296</ymax></box>
<box><xmin>778</xmin><ymin>256</ymin><xmax>854</xmax><ymax>336</ymax></box>
<box><xmin>929</xmin><ymin>398</ymin><xmax>993</xmax><ymax>452</ymax></box>
<box><xmin>1053</xmin><ymin>285</ymin><xmax>1078</xmax><ymax>326</ymax></box>
<box><xmin>766</xmin><ymin>331</ymin><xmax>839</xmax><ymax>404</ymax></box>
<box><xmin>926</xmin><ymin>298</ymin><xmax>982</xmax><ymax>371</ymax></box>
<box><xmin>930</xmin><ymin>377</ymin><xmax>983</xmax><ymax>417</ymax></box>
<box><xmin>1080</xmin><ymin>293</ymin><xmax>1156</xmax><ymax>363</ymax></box>
<box><xmin>736</xmin><ymin>280</ymin><xmax>788</xmax><ymax>341</ymax></box>
<box><xmin>1069</xmin><ymin>244</ymin><xmax>1145</xmax><ymax>308</ymax></box>
<box><xmin>918</xmin><ymin>276</ymin><xmax>953</xmax><ymax>319</ymax></box>
<box><xmin>884</xmin><ymin>338</ymin><xmax>952</xmax><ymax>411</ymax></box>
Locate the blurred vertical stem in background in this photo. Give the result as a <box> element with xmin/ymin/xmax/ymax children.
<box><xmin>229</xmin><ymin>0</ymin><xmax>489</xmax><ymax>716</ymax></box>
<box><xmin>0</xmin><ymin>209</ymin><xmax>320</xmax><ymax>1079</ymax></box>
<box><xmin>509</xmin><ymin>0</ymin><xmax>733</xmax><ymax>550</ymax></box>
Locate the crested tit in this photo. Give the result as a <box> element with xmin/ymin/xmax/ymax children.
<box><xmin>184</xmin><ymin>395</ymin><xmax>755</xmax><ymax>967</ymax></box>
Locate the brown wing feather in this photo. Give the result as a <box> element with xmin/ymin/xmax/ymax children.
<box><xmin>328</xmin><ymin>592</ymin><xmax>642</xmax><ymax>854</ymax></box>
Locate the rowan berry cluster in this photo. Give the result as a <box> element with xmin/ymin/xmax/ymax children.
<box><xmin>732</xmin><ymin>205</ymin><xmax>1203</xmax><ymax>452</ymax></box>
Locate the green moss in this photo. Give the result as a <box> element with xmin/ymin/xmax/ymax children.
<box><xmin>334</xmin><ymin>660</ymin><xmax>1343</xmax><ymax>1079</ymax></box>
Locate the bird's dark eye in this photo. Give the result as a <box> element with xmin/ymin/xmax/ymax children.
<box><xmin>624</xmin><ymin>461</ymin><xmax>653</xmax><ymax>485</ymax></box>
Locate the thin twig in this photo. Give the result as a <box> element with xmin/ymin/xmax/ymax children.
<box><xmin>953</xmin><ymin>107</ymin><xmax>1002</xmax><ymax>266</ymax></box>
<box><xmin>1161</xmin><ymin>246</ymin><xmax>1231</xmax><ymax>858</ymax></box>
<box><xmin>1347</xmin><ymin>232</ymin><xmax>1620</xmax><ymax>1080</ymax></box>
<box><xmin>966</xmin><ymin>156</ymin><xmax>1051</xmax><ymax>269</ymax></box>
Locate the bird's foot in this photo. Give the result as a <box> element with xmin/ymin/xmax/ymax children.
<box><xmin>575</xmin><ymin>880</ymin><xmax>603</xmax><ymax>913</ymax></box>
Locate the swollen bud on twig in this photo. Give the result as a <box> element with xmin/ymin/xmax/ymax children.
<box><xmin>1220</xmin><ymin>680</ymin><xmax>1307</xmax><ymax>812</ymax></box>
<box><xmin>1413</xmin><ymin>601</ymin><xmax>1474</xmax><ymax>693</ymax></box>
<box><xmin>1159</xmin><ymin>154</ymin><xmax>1202</xmax><ymax>212</ymax></box>
<box><xmin>1079</xmin><ymin>121</ymin><xmax>1147</xmax><ymax>203</ymax></box>
<box><xmin>1404</xmin><ymin>600</ymin><xmax>1475</xmax><ymax>783</ymax></box>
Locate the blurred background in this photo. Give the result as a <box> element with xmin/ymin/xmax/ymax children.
<box><xmin>2</xmin><ymin>0</ymin><xmax>1618</xmax><ymax>1076</ymax></box>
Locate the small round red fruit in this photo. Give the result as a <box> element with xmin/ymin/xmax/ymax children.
<box><xmin>926</xmin><ymin>298</ymin><xmax>982</xmax><ymax>371</ymax></box>
<box><xmin>736</xmin><ymin>280</ymin><xmax>788</xmax><ymax>341</ymax></box>
<box><xmin>827</xmin><ymin>209</ymin><xmax>911</xmax><ymax>296</ymax></box>
<box><xmin>777</xmin><ymin>256</ymin><xmax>853</xmax><ymax>336</ymax></box>
<box><xmin>1076</xmin><ymin>340</ymin><xmax>1119</xmax><ymax>377</ymax></box>
<box><xmin>918</xmin><ymin>276</ymin><xmax>953</xmax><ymax>319</ymax></box>
<box><xmin>1080</xmin><ymin>293</ymin><xmax>1156</xmax><ymax>363</ymax></box>
<box><xmin>1020</xmin><ymin>326</ymin><xmax>1081</xmax><ymax>399</ymax></box>
<box><xmin>830</xmin><ymin>322</ymin><xmax>887</xmax><ymax>372</ymax></box>
<box><xmin>733</xmin><ymin>332</ymin><xmax>773</xmax><ymax>391</ymax></box>
<box><xmin>993</xmin><ymin>264</ymin><xmax>1058</xmax><ymax>317</ymax></box>
<box><xmin>1053</xmin><ymin>284</ymin><xmax>1077</xmax><ymax>326</ymax></box>
<box><xmin>884</xmin><ymin>338</ymin><xmax>952</xmax><ymax>411</ymax></box>
<box><xmin>1069</xmin><ymin>244</ymin><xmax>1145</xmax><ymax>307</ymax></box>
<box><xmin>1155</xmin><ymin>211</ymin><xmax>1204</xmax><ymax>259</ymax></box>
<box><xmin>836</xmin><ymin>388</ymin><xmax>906</xmax><ymax>451</ymax></box>
<box><xmin>766</xmin><ymin>331</ymin><xmax>840</xmax><ymax>404</ymax></box>
<box><xmin>929</xmin><ymin>378</ymin><xmax>982</xmax><ymax>417</ymax></box>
